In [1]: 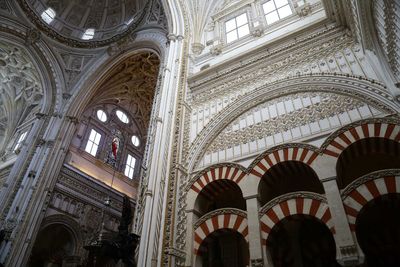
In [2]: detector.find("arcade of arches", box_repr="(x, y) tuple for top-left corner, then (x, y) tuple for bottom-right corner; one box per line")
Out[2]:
(0, 0), (400, 267)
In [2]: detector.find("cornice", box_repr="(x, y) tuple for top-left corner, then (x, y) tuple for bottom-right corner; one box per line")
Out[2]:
(188, 23), (344, 91)
(194, 208), (247, 229)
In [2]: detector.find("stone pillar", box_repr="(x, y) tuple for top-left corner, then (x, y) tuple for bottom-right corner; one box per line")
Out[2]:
(322, 177), (361, 266)
(0, 115), (78, 266)
(245, 196), (264, 266)
(136, 33), (185, 267)
(184, 210), (196, 266)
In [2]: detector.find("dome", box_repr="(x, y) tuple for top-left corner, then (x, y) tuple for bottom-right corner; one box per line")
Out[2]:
(18, 0), (148, 47)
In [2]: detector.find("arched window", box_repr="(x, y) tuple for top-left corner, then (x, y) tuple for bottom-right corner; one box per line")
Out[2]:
(116, 110), (129, 124)
(96, 109), (107, 122)
(131, 135), (140, 147)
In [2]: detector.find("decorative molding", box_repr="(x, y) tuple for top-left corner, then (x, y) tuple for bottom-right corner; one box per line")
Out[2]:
(259, 191), (327, 216)
(341, 169), (400, 198)
(15, 0), (151, 48)
(194, 208), (247, 229)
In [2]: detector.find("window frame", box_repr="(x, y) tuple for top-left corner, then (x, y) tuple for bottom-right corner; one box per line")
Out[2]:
(84, 128), (102, 157)
(222, 9), (252, 45)
(124, 153), (138, 179)
(261, 0), (294, 26)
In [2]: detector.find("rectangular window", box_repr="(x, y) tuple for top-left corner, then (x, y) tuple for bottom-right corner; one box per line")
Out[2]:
(85, 129), (101, 156)
(124, 154), (136, 179)
(225, 13), (250, 44)
(263, 0), (292, 25)
(14, 131), (27, 152)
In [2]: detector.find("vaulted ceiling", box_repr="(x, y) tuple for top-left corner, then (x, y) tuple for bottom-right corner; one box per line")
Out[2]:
(17, 0), (149, 47)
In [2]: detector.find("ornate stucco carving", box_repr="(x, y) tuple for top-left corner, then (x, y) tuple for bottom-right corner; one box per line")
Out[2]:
(0, 42), (43, 153)
(16, 0), (150, 48)
(91, 53), (160, 137)
(205, 92), (374, 154)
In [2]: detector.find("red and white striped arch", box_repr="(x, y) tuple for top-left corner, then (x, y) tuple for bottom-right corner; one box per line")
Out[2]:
(194, 213), (248, 254)
(324, 123), (400, 157)
(190, 166), (246, 193)
(343, 175), (400, 231)
(250, 147), (318, 178)
(260, 197), (334, 245)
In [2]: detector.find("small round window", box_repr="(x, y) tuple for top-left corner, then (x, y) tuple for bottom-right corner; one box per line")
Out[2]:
(96, 109), (107, 122)
(116, 110), (129, 124)
(131, 135), (140, 147)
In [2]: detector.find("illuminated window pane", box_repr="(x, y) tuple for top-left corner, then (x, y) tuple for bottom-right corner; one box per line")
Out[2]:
(278, 5), (292, 18)
(266, 11), (280, 24)
(41, 8), (56, 24)
(116, 110), (129, 123)
(226, 31), (238, 43)
(14, 131), (28, 152)
(263, 0), (292, 25)
(237, 25), (250, 38)
(275, 0), (289, 8)
(236, 13), (248, 27)
(263, 1), (275, 13)
(85, 129), (101, 156)
(82, 28), (95, 40)
(96, 109), (107, 122)
(225, 18), (236, 32)
(124, 154), (136, 179)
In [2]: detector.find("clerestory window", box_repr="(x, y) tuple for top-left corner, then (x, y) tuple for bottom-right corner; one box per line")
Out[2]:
(124, 154), (136, 179)
(263, 0), (292, 25)
(85, 129), (101, 156)
(225, 13), (250, 44)
(82, 28), (95, 40)
(41, 7), (56, 24)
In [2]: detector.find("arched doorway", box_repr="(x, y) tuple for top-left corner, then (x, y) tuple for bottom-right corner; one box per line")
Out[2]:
(197, 229), (249, 267)
(267, 215), (338, 267)
(28, 224), (76, 267)
(336, 137), (400, 189)
(356, 193), (400, 267)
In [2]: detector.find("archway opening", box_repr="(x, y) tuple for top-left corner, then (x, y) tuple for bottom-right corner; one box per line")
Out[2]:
(197, 229), (249, 267)
(258, 161), (324, 206)
(28, 224), (76, 267)
(194, 179), (246, 217)
(267, 214), (338, 267)
(356, 193), (400, 267)
(336, 137), (400, 189)
(66, 52), (160, 197)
